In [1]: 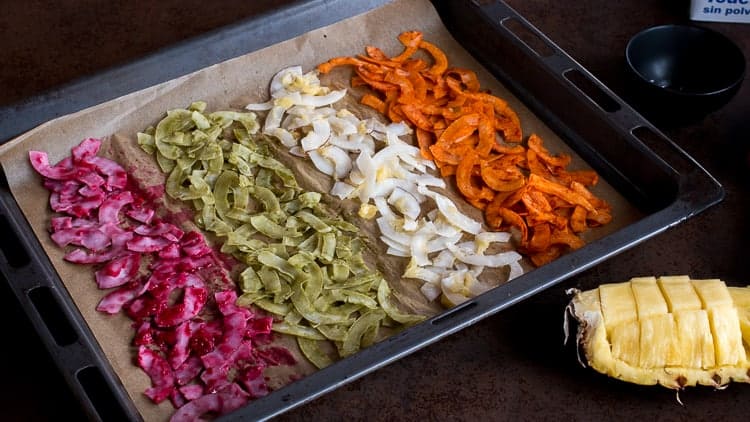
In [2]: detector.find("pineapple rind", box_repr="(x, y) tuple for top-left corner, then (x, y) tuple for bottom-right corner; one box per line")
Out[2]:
(570, 276), (750, 389)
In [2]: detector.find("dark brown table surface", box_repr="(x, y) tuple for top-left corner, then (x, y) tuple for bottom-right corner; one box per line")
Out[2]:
(1, 1), (749, 421)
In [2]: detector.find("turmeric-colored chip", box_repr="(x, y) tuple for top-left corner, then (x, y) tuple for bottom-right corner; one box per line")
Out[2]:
(361, 94), (386, 114)
(529, 245), (563, 267)
(550, 227), (586, 250)
(436, 113), (480, 147)
(528, 134), (571, 168)
(481, 172), (525, 193)
(439, 164), (456, 177)
(392, 31), (423, 62)
(445, 69), (480, 92)
(476, 114), (496, 158)
(456, 151), (494, 202)
(400, 103), (432, 131)
(522, 191), (567, 229)
(418, 40), (448, 77)
(365, 45), (389, 61)
(570, 205), (588, 233)
(528, 223), (551, 252)
(528, 174), (595, 212)
(317, 56), (368, 74)
(415, 128), (434, 161)
(567, 170), (599, 186)
(385, 70), (416, 102)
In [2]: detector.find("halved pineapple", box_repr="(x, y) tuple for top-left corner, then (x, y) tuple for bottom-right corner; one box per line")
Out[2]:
(567, 276), (750, 389)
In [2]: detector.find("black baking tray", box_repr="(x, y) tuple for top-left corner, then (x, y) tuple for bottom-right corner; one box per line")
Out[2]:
(0, 0), (724, 421)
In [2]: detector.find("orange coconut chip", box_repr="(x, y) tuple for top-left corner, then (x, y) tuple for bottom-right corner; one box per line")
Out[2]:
(317, 31), (611, 266)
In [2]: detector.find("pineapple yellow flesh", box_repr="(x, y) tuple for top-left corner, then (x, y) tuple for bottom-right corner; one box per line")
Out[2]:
(658, 276), (703, 313)
(692, 279), (734, 308)
(568, 276), (750, 389)
(674, 309), (715, 369)
(610, 321), (639, 366)
(729, 287), (750, 342)
(599, 282), (637, 332)
(639, 313), (678, 368)
(708, 307), (747, 366)
(631, 277), (669, 320)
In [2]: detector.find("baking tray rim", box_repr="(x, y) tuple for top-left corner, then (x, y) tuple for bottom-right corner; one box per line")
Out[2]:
(0, 0), (725, 421)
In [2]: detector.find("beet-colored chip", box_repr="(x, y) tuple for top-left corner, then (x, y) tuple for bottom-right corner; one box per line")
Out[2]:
(98, 191), (134, 225)
(153, 274), (208, 328)
(134, 321), (154, 346)
(124, 296), (151, 320)
(170, 391), (221, 422)
(50, 216), (73, 231)
(256, 347), (298, 367)
(238, 365), (270, 399)
(169, 389), (187, 410)
(199, 365), (232, 394)
(50, 227), (110, 251)
(178, 384), (204, 401)
(188, 326), (217, 357)
(127, 235), (175, 253)
(28, 150), (79, 180)
(138, 346), (175, 404)
(215, 291), (245, 317)
(169, 321), (192, 370)
(96, 277), (151, 314)
(159, 243), (181, 260)
(217, 383), (251, 413)
(246, 317), (273, 337)
(50, 188), (105, 218)
(77, 171), (105, 189)
(84, 155), (128, 190)
(70, 137), (101, 162)
(181, 231), (212, 257)
(78, 185), (104, 198)
(95, 253), (141, 289)
(64, 247), (120, 264)
(125, 204), (155, 224)
(134, 221), (184, 241)
(174, 356), (203, 386)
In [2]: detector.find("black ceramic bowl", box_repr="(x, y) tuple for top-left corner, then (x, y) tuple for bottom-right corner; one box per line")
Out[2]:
(625, 24), (745, 124)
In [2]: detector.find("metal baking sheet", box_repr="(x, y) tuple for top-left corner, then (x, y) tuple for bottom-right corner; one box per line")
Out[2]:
(0, 0), (723, 421)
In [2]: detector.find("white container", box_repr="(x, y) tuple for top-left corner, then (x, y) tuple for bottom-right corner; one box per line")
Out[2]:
(690, 0), (750, 23)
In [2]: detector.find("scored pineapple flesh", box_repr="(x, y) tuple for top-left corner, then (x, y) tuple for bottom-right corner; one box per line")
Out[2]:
(731, 287), (750, 343)
(709, 307), (747, 366)
(674, 309), (715, 369)
(610, 321), (640, 366)
(657, 275), (703, 313)
(599, 282), (638, 331)
(639, 313), (679, 368)
(570, 276), (750, 388)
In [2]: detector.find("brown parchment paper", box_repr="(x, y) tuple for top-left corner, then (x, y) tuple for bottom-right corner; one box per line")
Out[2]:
(0, 0), (641, 420)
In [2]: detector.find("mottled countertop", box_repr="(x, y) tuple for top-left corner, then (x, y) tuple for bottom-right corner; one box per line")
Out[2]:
(1, 1), (748, 420)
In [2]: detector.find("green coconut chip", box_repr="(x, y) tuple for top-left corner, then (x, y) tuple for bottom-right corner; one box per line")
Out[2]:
(138, 102), (424, 368)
